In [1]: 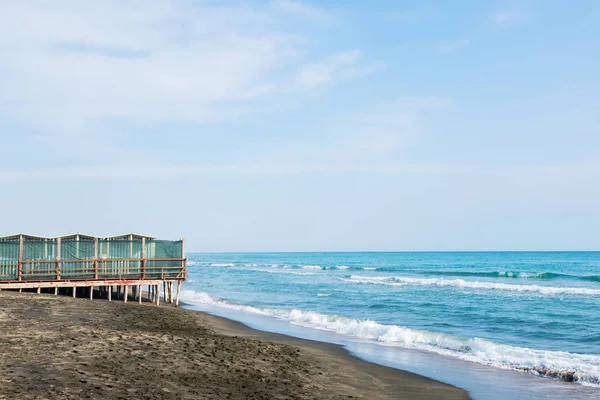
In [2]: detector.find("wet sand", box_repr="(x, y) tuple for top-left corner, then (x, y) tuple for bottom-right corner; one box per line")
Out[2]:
(0, 291), (469, 399)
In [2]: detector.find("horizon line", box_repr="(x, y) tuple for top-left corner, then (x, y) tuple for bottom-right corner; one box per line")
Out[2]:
(186, 250), (600, 254)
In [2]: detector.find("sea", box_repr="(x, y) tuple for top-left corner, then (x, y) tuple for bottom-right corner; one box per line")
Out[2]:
(181, 252), (600, 400)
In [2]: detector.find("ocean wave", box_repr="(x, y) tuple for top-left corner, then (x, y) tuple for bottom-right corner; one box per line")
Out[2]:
(581, 275), (600, 283)
(421, 270), (583, 280)
(255, 269), (317, 276)
(363, 267), (378, 271)
(317, 293), (332, 297)
(345, 275), (600, 296)
(180, 290), (600, 386)
(301, 265), (322, 270)
(210, 263), (236, 267)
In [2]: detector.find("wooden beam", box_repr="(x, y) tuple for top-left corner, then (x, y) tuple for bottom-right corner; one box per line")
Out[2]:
(0, 279), (179, 290)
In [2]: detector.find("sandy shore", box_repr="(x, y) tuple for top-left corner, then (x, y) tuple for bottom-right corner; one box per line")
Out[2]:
(0, 291), (469, 399)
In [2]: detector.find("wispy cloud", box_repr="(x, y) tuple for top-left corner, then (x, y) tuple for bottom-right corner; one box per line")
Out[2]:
(0, 1), (375, 131)
(490, 9), (523, 25)
(438, 39), (471, 54)
(292, 50), (383, 89)
(3, 161), (599, 182)
(0, 0), (382, 171)
(386, 6), (440, 24)
(331, 97), (453, 157)
(270, 0), (332, 22)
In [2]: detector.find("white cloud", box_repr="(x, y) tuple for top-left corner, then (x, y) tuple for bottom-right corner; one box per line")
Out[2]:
(438, 39), (471, 54)
(387, 6), (440, 24)
(3, 160), (599, 182)
(270, 0), (332, 21)
(292, 50), (382, 89)
(490, 9), (523, 25)
(0, 0), (374, 130)
(331, 97), (454, 157)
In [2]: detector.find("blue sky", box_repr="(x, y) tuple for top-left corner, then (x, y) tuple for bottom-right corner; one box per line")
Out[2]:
(0, 0), (599, 251)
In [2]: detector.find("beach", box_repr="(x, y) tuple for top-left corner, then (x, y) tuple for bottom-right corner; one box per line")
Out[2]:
(0, 291), (468, 400)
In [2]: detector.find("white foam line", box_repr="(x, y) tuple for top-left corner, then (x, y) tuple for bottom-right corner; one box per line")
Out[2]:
(345, 275), (600, 296)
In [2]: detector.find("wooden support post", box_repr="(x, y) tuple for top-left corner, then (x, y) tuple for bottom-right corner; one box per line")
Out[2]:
(124, 285), (128, 303)
(18, 234), (23, 281)
(90, 286), (93, 300)
(163, 281), (167, 302)
(56, 237), (61, 280)
(72, 286), (76, 298)
(37, 286), (41, 294)
(138, 284), (142, 304)
(108, 286), (112, 302)
(175, 281), (181, 307)
(54, 287), (58, 296)
(155, 284), (160, 306)
(94, 237), (99, 279)
(141, 237), (146, 279)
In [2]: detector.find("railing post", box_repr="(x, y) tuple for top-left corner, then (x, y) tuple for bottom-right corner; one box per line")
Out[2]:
(141, 237), (146, 279)
(94, 238), (99, 279)
(181, 238), (186, 280)
(18, 234), (23, 281)
(56, 237), (61, 280)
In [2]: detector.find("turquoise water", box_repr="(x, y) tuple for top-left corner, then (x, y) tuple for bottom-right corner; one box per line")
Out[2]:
(182, 252), (600, 395)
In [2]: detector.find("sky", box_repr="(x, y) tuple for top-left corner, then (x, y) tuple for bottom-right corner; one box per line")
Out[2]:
(0, 0), (599, 252)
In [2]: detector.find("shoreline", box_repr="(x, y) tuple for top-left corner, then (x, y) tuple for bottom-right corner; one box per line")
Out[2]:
(0, 291), (469, 399)
(180, 301), (471, 399)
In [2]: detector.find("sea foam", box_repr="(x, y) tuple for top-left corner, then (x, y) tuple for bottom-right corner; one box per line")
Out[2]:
(180, 289), (600, 386)
(345, 275), (600, 296)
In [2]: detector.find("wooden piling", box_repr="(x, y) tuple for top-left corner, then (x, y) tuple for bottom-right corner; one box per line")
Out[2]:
(108, 286), (112, 302)
(175, 281), (181, 307)
(124, 285), (128, 303)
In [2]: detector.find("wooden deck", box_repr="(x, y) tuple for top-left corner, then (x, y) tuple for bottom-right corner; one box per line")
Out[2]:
(0, 234), (187, 306)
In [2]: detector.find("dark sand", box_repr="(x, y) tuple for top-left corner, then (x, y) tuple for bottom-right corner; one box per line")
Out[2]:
(0, 291), (469, 399)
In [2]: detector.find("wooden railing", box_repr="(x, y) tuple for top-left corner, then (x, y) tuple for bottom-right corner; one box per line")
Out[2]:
(0, 258), (186, 283)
